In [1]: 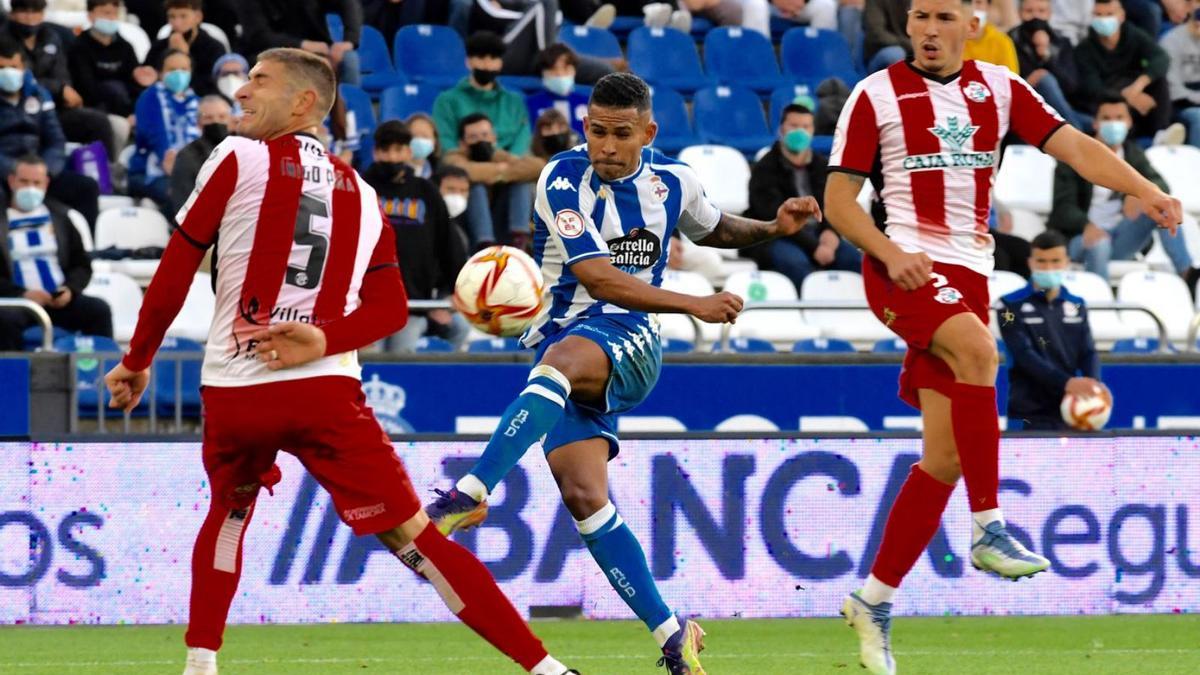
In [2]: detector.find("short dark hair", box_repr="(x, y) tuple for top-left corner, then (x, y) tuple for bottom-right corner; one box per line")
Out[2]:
(1031, 230), (1068, 251)
(1097, 90), (1128, 108)
(589, 72), (651, 113)
(10, 0), (49, 12)
(465, 31), (506, 58)
(87, 0), (122, 10)
(0, 33), (23, 60)
(781, 103), (814, 121)
(374, 120), (413, 150)
(457, 112), (492, 139)
(534, 43), (577, 73)
(15, 154), (46, 168)
(159, 47), (191, 70)
(1095, 0), (1122, 6)
(434, 165), (470, 186)
(164, 0), (203, 10)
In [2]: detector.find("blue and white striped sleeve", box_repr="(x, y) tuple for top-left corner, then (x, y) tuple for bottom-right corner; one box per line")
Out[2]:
(535, 159), (609, 265)
(672, 163), (722, 242)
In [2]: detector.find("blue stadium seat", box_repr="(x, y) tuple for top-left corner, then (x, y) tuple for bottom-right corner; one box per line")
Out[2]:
(627, 27), (712, 95)
(811, 135), (834, 155)
(688, 16), (714, 40)
(720, 337), (776, 353)
(792, 338), (856, 353)
(358, 25), (406, 94)
(1112, 337), (1169, 353)
(693, 85), (776, 155)
(649, 85), (700, 155)
(607, 15), (642, 40)
(415, 336), (456, 353)
(326, 13), (344, 42)
(872, 337), (908, 353)
(661, 338), (695, 353)
(55, 334), (145, 417)
(780, 27), (859, 87)
(467, 337), (523, 353)
(704, 27), (786, 94)
(560, 24), (622, 60)
(769, 83), (819, 129)
(21, 325), (69, 351)
(769, 15), (795, 42)
(394, 25), (468, 88)
(339, 83), (377, 170)
(155, 336), (203, 417)
(379, 83), (440, 121)
(497, 75), (545, 93)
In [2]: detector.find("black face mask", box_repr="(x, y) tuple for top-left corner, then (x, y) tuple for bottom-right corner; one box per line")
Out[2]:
(468, 140), (496, 162)
(202, 122), (228, 145)
(541, 131), (572, 156)
(11, 22), (40, 39)
(371, 161), (407, 180)
(472, 68), (500, 86)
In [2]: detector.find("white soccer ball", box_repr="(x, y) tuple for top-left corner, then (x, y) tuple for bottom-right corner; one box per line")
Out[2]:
(452, 245), (545, 337)
(1060, 391), (1113, 430)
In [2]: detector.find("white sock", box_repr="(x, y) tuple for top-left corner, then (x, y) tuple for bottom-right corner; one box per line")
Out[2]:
(652, 614), (681, 649)
(529, 654), (568, 675)
(187, 647), (217, 663)
(455, 474), (489, 503)
(859, 574), (897, 606)
(972, 508), (1005, 530)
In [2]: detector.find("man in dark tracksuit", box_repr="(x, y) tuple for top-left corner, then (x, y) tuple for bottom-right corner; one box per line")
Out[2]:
(999, 231), (1105, 431)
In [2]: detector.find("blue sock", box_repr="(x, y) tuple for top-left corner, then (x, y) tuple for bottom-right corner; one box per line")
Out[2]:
(462, 365), (571, 497)
(577, 502), (677, 644)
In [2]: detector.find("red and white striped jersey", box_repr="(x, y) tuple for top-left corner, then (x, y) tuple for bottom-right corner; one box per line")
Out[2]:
(830, 60), (1065, 276)
(172, 133), (394, 386)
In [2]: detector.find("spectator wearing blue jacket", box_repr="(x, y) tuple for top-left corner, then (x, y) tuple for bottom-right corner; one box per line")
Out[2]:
(0, 34), (100, 226)
(525, 43), (588, 137)
(999, 230), (1106, 431)
(129, 49), (199, 215)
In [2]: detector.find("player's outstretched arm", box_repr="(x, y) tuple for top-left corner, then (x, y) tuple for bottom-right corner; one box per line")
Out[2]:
(824, 171), (932, 291)
(1043, 126), (1182, 234)
(571, 257), (744, 323)
(694, 196), (822, 249)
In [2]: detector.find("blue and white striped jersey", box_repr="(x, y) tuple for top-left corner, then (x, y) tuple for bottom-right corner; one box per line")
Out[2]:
(523, 145), (722, 346)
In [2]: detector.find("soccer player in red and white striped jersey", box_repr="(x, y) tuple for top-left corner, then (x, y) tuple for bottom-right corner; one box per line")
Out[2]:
(103, 49), (574, 675)
(824, 1), (1182, 673)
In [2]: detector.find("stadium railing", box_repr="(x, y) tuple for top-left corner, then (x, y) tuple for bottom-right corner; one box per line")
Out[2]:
(67, 350), (199, 434)
(1189, 313), (1200, 353)
(0, 299), (53, 351)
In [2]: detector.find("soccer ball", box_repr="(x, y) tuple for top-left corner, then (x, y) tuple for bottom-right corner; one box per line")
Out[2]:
(1060, 391), (1113, 430)
(453, 245), (545, 337)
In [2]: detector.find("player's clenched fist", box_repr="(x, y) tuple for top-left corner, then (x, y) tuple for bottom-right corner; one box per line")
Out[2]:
(774, 196), (823, 237)
(252, 321), (329, 371)
(690, 291), (744, 324)
(884, 248), (934, 292)
(104, 362), (149, 413)
(1139, 189), (1182, 235)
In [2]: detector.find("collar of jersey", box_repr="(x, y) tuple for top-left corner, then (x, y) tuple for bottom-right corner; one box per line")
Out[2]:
(905, 60), (962, 86)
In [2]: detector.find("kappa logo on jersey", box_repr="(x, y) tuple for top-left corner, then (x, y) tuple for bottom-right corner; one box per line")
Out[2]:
(902, 116), (995, 172)
(548, 176), (576, 191)
(555, 209), (586, 238)
(935, 286), (964, 305)
(963, 81), (991, 103)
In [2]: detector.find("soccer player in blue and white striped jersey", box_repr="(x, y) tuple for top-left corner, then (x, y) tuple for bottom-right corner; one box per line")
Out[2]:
(427, 72), (820, 674)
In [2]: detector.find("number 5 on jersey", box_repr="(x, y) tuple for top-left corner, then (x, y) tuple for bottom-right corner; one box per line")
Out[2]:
(288, 193), (330, 289)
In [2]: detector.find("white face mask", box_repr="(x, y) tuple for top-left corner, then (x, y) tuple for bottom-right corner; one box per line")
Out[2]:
(443, 193), (468, 219)
(217, 73), (248, 100)
(974, 9), (989, 29)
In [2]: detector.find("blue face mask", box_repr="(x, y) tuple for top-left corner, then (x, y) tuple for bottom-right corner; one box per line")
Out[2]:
(164, 69), (191, 94)
(1031, 269), (1063, 291)
(783, 128), (812, 154)
(1092, 16), (1120, 37)
(0, 67), (24, 94)
(92, 17), (121, 36)
(1098, 119), (1129, 146)
(543, 75), (574, 97)
(410, 137), (435, 160)
(14, 186), (45, 212)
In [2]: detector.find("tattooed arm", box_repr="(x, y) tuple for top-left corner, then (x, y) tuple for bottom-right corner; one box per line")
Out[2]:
(695, 196), (822, 249)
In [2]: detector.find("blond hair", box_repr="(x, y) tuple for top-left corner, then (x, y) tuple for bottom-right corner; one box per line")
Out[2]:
(257, 48), (337, 119)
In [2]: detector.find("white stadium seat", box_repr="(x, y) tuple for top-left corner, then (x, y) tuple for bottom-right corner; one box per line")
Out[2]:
(1007, 208), (1046, 242)
(167, 273), (215, 342)
(67, 209), (93, 252)
(113, 21), (151, 62)
(723, 270), (819, 344)
(1145, 145), (1200, 213)
(800, 270), (893, 343)
(1117, 270), (1195, 344)
(94, 207), (171, 251)
(677, 145), (751, 214)
(994, 145), (1056, 214)
(1058, 270), (1139, 343)
(98, 195), (136, 212)
(83, 271), (143, 343)
(659, 269), (720, 346)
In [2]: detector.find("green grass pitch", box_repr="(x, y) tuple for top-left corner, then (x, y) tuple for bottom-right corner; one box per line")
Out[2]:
(2, 615), (1198, 674)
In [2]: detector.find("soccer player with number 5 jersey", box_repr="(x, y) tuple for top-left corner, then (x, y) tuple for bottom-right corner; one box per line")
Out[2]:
(824, 1), (1183, 673)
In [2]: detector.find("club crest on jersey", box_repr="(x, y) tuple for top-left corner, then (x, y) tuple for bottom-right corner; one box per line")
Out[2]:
(649, 175), (669, 202)
(555, 209), (586, 238)
(963, 81), (991, 103)
(935, 286), (964, 305)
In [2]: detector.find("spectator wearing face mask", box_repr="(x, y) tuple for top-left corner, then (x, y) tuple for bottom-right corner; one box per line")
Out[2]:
(432, 31), (531, 158)
(1160, 0), (1200, 148)
(963, 0), (1020, 74)
(1010, 0), (1086, 131)
(211, 53), (249, 109)
(435, 164), (472, 229)
(146, 0), (227, 98)
(526, 44), (588, 138)
(531, 109), (577, 160)
(405, 112), (441, 180)
(168, 95), (231, 215)
(363, 120), (470, 353)
(129, 49), (200, 215)
(68, 0), (159, 120)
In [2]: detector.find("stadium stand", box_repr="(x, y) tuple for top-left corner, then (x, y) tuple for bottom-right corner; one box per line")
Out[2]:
(769, 83), (818, 129)
(1058, 270), (1141, 343)
(719, 336), (776, 353)
(467, 337), (523, 353)
(660, 337), (695, 353)
(703, 27), (786, 94)
(872, 337), (908, 353)
(1145, 145), (1200, 213)
(692, 85), (776, 155)
(994, 145), (1057, 214)
(94, 206), (171, 251)
(627, 26), (711, 95)
(340, 83), (378, 169)
(82, 272), (143, 343)
(723, 270), (819, 345)
(659, 269), (719, 347)
(780, 27), (857, 87)
(356, 25), (407, 95)
(1117, 270), (1195, 345)
(649, 86), (701, 155)
(380, 83), (440, 120)
(800, 270), (894, 344)
(677, 144), (751, 213)
(414, 336), (456, 353)
(792, 337), (857, 353)
(154, 336), (203, 417)
(560, 25), (623, 60)
(166, 274), (215, 343)
(1111, 337), (1167, 353)
(393, 25), (469, 88)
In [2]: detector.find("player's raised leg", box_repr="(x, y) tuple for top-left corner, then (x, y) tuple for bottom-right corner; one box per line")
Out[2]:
(928, 313), (1050, 579)
(548, 438), (705, 675)
(426, 337), (607, 534)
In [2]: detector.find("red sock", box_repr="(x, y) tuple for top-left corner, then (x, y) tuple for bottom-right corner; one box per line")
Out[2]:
(950, 382), (1000, 512)
(184, 500), (257, 650)
(870, 464), (955, 587)
(399, 523), (548, 671)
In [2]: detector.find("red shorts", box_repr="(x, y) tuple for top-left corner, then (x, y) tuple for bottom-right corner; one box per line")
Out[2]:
(200, 376), (420, 536)
(862, 256), (990, 410)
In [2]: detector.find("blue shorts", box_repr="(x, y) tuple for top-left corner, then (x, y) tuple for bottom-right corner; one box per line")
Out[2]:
(534, 313), (662, 458)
